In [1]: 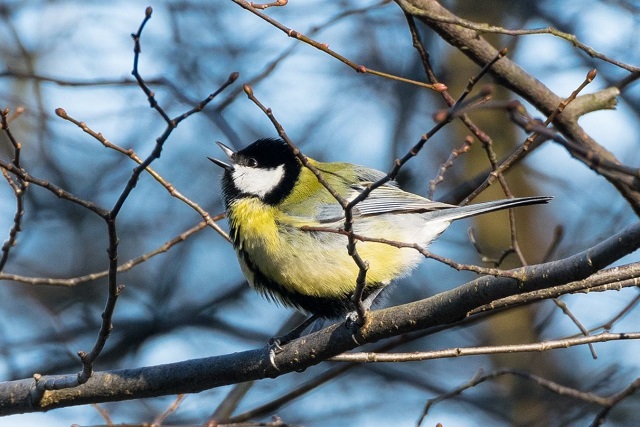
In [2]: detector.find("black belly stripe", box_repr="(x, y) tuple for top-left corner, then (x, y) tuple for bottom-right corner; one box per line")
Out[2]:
(236, 245), (384, 319)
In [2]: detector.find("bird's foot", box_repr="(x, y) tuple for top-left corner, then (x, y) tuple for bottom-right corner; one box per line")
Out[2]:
(267, 338), (285, 371)
(344, 309), (368, 345)
(267, 314), (321, 370)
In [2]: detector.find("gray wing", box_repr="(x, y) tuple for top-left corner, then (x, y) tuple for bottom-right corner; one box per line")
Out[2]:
(314, 166), (552, 223)
(352, 184), (454, 216)
(315, 166), (454, 223)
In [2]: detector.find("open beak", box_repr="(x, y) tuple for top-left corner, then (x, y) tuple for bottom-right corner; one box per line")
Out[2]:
(208, 141), (236, 171)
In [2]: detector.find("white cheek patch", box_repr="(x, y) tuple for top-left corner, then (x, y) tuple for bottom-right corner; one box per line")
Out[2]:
(232, 164), (285, 198)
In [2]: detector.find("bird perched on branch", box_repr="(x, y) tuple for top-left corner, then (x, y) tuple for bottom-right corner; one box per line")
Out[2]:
(210, 138), (550, 321)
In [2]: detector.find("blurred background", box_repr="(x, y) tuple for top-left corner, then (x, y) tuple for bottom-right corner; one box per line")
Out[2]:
(1, 0), (639, 425)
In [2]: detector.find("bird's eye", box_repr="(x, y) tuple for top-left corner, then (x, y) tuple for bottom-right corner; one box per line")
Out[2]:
(247, 158), (258, 167)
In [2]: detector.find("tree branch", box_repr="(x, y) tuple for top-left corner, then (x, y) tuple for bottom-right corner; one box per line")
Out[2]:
(2, 221), (639, 415)
(395, 0), (640, 214)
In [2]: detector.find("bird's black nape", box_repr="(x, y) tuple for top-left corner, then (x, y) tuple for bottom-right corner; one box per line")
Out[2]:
(235, 138), (298, 169)
(233, 138), (302, 205)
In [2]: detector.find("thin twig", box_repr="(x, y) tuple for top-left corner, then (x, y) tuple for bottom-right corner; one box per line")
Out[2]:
(421, 12), (640, 73)
(551, 297), (598, 359)
(453, 72), (601, 362)
(331, 332), (640, 363)
(55, 108), (230, 242)
(241, 85), (348, 207)
(222, 363), (354, 424)
(460, 69), (599, 205)
(0, 157), (109, 217)
(152, 394), (186, 426)
(91, 403), (114, 425)
(30, 5), (238, 396)
(299, 225), (524, 279)
(0, 108), (28, 272)
(0, 220), (212, 286)
(241, 85), (374, 322)
(590, 377), (640, 427)
(249, 0), (288, 9)
(231, 0), (446, 92)
(590, 292), (640, 333)
(469, 262), (640, 315)
(428, 136), (474, 199)
(467, 228), (515, 267)
(216, 1), (391, 112)
(417, 367), (639, 426)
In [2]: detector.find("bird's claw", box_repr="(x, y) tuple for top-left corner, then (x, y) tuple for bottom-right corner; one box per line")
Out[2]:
(344, 309), (367, 330)
(345, 310), (368, 345)
(267, 337), (286, 370)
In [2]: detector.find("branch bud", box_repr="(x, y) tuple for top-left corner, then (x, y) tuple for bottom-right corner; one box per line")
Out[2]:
(433, 83), (448, 92)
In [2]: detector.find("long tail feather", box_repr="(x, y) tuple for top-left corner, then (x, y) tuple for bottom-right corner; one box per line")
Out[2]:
(424, 196), (552, 223)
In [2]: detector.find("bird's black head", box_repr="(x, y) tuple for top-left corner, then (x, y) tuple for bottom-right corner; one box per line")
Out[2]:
(210, 138), (302, 206)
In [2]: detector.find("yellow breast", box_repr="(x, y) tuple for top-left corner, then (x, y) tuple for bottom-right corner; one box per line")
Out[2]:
(227, 197), (419, 301)
(228, 198), (280, 252)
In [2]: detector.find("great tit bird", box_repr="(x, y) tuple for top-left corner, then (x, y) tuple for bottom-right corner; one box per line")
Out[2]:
(210, 138), (550, 319)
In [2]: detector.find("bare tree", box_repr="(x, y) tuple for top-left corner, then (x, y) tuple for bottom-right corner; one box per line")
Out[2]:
(1, 1), (639, 426)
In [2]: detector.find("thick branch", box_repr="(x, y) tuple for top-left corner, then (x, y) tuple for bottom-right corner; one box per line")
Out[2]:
(395, 0), (640, 214)
(1, 221), (639, 415)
